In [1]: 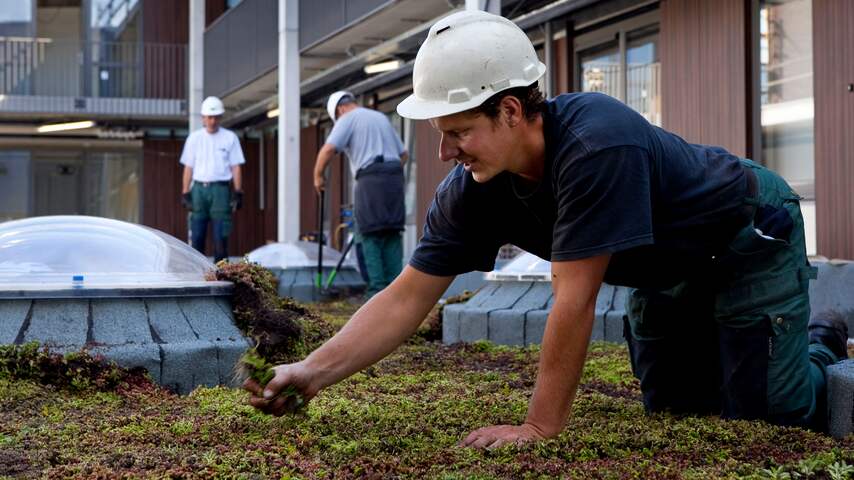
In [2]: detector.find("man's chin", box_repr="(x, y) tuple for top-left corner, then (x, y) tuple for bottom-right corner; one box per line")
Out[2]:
(471, 171), (494, 183)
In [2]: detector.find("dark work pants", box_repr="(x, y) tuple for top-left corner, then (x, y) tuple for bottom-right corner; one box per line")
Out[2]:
(190, 182), (232, 263)
(624, 160), (840, 430)
(360, 230), (403, 297)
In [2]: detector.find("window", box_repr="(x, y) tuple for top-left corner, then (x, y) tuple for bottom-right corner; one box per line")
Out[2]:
(758, 0), (814, 253)
(575, 11), (661, 125)
(0, 0), (33, 36)
(0, 149), (141, 223)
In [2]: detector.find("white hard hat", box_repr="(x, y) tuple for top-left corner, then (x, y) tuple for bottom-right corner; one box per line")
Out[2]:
(200, 96), (225, 116)
(397, 10), (546, 120)
(326, 91), (354, 122)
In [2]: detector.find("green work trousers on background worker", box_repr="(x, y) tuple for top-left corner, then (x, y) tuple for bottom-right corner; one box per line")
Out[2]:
(624, 159), (839, 430)
(360, 230), (403, 298)
(190, 181), (233, 263)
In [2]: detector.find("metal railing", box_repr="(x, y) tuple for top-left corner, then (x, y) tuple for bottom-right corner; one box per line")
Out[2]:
(0, 36), (186, 100)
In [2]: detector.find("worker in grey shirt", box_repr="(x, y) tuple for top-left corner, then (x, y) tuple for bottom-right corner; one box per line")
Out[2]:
(313, 91), (409, 297)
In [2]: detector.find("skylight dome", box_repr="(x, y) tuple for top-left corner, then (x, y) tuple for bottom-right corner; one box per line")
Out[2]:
(0, 216), (215, 288)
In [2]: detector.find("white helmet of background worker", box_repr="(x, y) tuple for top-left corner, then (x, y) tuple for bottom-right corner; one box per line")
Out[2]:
(326, 90), (355, 122)
(200, 96), (225, 116)
(396, 10), (545, 120)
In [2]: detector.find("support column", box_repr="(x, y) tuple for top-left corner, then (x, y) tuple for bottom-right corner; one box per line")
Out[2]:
(188, 0), (204, 132)
(465, 0), (500, 14)
(544, 21), (554, 98)
(278, 0), (300, 242)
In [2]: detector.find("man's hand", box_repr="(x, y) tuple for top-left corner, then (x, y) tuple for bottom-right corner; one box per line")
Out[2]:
(181, 192), (192, 210)
(314, 174), (326, 194)
(231, 190), (244, 211)
(243, 361), (320, 416)
(460, 423), (547, 449)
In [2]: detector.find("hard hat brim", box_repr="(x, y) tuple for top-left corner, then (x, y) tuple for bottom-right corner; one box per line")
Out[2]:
(396, 63), (546, 120)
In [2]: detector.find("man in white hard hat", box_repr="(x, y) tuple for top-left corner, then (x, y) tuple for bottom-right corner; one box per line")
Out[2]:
(180, 96), (246, 262)
(313, 91), (409, 297)
(246, 10), (846, 446)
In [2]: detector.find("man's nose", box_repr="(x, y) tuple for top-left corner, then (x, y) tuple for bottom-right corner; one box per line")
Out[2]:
(438, 134), (459, 163)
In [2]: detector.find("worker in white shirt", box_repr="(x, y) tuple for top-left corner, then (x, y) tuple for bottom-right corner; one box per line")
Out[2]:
(179, 96), (246, 262)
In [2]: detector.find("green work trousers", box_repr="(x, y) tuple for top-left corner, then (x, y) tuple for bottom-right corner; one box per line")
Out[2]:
(190, 182), (233, 262)
(360, 230), (403, 298)
(624, 159), (839, 430)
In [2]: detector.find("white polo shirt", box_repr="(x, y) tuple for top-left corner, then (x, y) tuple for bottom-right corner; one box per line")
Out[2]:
(179, 127), (246, 182)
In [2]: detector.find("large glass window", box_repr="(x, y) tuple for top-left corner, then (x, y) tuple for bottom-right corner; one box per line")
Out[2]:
(0, 149), (141, 223)
(576, 12), (661, 126)
(0, 0), (33, 36)
(759, 0), (814, 253)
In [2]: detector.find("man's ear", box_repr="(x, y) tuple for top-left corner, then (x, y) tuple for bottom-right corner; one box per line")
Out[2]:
(500, 95), (524, 127)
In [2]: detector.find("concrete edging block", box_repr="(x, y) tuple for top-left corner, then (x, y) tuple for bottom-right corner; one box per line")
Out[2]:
(0, 300), (31, 344)
(215, 338), (250, 387)
(828, 359), (854, 439)
(91, 299), (152, 345)
(525, 310), (549, 346)
(160, 341), (219, 395)
(458, 308), (490, 342)
(442, 304), (463, 344)
(89, 343), (162, 384)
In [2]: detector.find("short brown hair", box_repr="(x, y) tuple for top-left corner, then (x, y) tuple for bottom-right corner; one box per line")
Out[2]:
(470, 82), (546, 122)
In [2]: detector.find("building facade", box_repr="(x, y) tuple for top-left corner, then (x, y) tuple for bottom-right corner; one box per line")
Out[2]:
(4, 0), (852, 262)
(201, 0), (854, 260)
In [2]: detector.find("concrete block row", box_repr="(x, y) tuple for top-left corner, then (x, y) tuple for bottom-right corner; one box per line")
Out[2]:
(810, 260), (854, 333)
(0, 296), (249, 395)
(443, 281), (632, 346)
(273, 267), (365, 302)
(828, 360), (854, 439)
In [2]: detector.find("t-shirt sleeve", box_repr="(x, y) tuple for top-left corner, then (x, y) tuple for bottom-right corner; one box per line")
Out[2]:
(325, 115), (353, 151)
(179, 134), (195, 167)
(409, 183), (501, 276)
(551, 145), (654, 261)
(228, 134), (246, 166)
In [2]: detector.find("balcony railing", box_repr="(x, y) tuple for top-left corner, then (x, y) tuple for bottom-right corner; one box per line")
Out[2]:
(0, 36), (186, 101)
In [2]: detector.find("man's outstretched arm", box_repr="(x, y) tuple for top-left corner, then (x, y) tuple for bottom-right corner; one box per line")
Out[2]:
(246, 266), (453, 414)
(313, 143), (337, 194)
(462, 254), (610, 448)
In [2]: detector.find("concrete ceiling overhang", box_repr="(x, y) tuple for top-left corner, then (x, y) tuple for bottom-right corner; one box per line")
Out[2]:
(221, 0), (457, 124)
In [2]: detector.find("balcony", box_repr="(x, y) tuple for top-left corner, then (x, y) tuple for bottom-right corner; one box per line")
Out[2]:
(0, 37), (187, 120)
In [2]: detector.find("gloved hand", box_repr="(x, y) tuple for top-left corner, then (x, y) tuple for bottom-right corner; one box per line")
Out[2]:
(181, 192), (192, 210)
(231, 190), (244, 211)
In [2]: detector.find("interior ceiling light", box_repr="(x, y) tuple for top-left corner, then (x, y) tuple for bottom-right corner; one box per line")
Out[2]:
(364, 59), (402, 75)
(37, 120), (96, 133)
(266, 108), (280, 118)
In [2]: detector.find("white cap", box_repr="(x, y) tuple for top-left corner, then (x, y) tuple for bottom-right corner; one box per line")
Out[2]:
(326, 91), (354, 122)
(397, 10), (545, 120)
(200, 96), (225, 116)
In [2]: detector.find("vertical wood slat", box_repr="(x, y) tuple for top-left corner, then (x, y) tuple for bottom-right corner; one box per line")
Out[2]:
(660, 0), (750, 157)
(300, 125), (320, 238)
(814, 0), (854, 258)
(414, 120), (451, 238)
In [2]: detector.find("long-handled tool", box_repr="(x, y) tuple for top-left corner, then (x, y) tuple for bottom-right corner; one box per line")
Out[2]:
(315, 189), (325, 292)
(324, 234), (356, 290)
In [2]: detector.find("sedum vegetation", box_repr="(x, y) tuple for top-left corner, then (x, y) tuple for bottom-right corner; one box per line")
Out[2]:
(1, 299), (853, 478)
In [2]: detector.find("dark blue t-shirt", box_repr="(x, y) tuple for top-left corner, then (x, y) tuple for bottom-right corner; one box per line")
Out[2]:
(409, 92), (754, 289)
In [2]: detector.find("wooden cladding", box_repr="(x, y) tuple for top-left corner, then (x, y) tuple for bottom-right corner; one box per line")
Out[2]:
(660, 0), (751, 157)
(142, 0), (189, 99)
(814, 0), (854, 259)
(142, 139), (188, 243)
(414, 120), (451, 238)
(142, 134), (278, 258)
